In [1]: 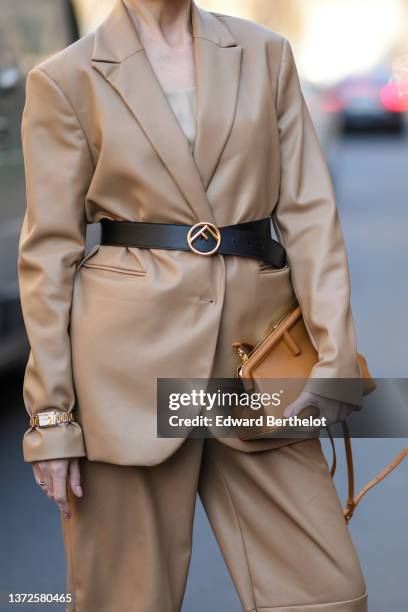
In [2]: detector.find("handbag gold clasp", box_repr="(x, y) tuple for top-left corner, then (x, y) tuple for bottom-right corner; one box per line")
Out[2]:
(232, 342), (254, 364)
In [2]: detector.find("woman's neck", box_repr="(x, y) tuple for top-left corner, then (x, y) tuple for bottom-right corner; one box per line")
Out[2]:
(123, 0), (193, 48)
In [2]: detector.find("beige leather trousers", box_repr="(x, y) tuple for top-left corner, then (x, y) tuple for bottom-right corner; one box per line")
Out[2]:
(61, 436), (367, 612)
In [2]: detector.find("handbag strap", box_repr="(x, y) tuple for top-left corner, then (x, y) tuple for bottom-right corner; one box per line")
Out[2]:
(327, 424), (408, 523)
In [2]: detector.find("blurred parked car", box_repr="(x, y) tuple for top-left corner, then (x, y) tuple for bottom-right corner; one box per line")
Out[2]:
(0, 0), (79, 369)
(324, 67), (407, 133)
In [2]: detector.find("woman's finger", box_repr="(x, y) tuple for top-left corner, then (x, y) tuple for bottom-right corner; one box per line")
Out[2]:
(32, 463), (45, 487)
(283, 396), (306, 418)
(52, 469), (70, 518)
(68, 459), (83, 498)
(33, 462), (53, 497)
(42, 473), (54, 499)
(284, 393), (319, 418)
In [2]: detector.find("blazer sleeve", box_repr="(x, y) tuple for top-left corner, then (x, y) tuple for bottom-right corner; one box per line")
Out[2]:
(272, 38), (363, 407)
(18, 66), (94, 462)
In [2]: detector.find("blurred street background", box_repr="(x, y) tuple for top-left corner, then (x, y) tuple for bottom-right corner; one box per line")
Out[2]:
(1, 0), (407, 610)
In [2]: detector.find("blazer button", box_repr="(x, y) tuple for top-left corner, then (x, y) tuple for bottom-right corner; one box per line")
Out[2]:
(198, 296), (215, 304)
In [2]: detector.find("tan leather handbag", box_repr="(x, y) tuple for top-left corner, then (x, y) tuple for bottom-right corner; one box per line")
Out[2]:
(232, 301), (408, 522)
(232, 301), (375, 440)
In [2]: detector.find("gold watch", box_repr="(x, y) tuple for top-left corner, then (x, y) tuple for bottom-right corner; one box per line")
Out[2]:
(30, 410), (75, 428)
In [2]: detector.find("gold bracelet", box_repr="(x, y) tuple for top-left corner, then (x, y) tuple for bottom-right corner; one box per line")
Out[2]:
(30, 411), (75, 428)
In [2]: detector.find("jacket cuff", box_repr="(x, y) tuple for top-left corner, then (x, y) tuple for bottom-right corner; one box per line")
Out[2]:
(304, 376), (363, 408)
(23, 422), (86, 462)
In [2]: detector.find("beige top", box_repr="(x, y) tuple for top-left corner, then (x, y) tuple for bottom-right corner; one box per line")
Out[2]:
(163, 86), (197, 152)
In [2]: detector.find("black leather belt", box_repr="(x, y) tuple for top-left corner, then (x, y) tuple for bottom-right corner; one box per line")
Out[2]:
(99, 218), (287, 269)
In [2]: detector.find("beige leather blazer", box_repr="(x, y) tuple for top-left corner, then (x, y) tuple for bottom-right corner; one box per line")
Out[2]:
(18, 0), (362, 465)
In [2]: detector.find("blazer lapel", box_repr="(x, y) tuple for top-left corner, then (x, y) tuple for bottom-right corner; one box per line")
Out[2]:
(91, 0), (242, 223)
(191, 3), (242, 192)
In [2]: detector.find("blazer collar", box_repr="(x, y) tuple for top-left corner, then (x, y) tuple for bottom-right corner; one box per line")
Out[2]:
(92, 0), (242, 224)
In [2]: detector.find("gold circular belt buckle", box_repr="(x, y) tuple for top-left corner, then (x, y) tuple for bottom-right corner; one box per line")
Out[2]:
(187, 222), (221, 256)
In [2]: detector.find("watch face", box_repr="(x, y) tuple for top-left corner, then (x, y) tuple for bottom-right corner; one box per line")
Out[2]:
(38, 412), (57, 427)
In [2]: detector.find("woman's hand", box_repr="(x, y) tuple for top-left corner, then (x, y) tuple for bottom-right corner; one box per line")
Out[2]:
(283, 391), (355, 427)
(32, 458), (83, 519)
